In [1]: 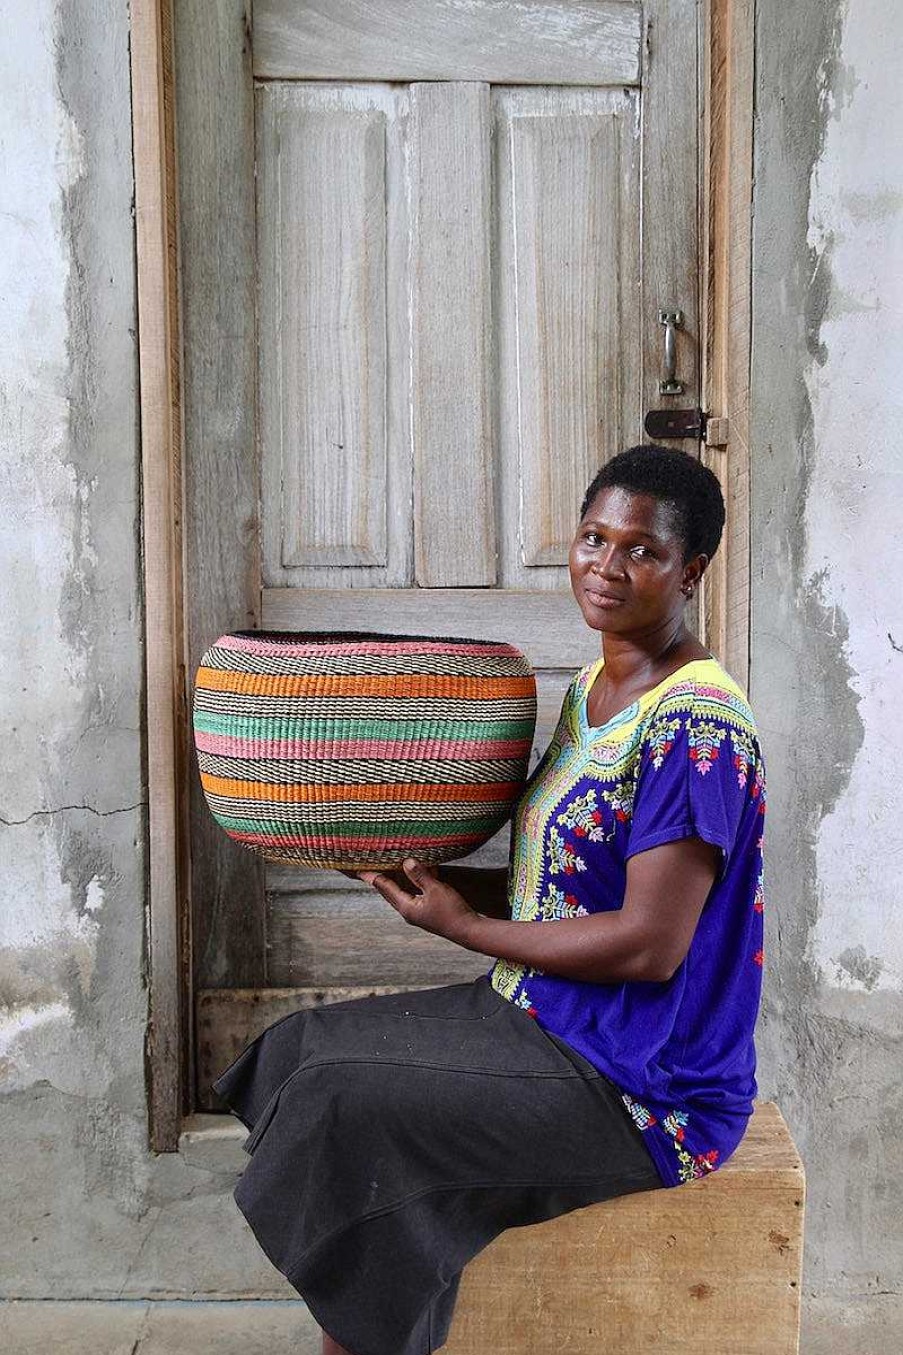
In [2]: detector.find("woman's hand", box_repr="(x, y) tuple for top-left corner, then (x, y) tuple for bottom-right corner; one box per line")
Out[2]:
(353, 858), (481, 948)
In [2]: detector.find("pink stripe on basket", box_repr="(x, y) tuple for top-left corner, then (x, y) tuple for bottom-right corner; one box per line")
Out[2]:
(195, 732), (529, 760)
(215, 634), (517, 658)
(230, 829), (487, 850)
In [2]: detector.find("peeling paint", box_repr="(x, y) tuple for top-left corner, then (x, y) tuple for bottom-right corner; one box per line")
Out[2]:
(804, 0), (903, 994)
(1, 0), (150, 1245)
(0, 1000), (73, 1091)
(833, 945), (884, 992)
(0, 3), (88, 821)
(752, 0), (903, 1310)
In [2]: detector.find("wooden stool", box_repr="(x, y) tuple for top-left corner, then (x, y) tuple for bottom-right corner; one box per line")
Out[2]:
(442, 1101), (805, 1354)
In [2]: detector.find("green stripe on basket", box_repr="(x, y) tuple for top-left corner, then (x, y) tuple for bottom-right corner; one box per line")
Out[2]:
(193, 712), (535, 740)
(213, 813), (505, 838)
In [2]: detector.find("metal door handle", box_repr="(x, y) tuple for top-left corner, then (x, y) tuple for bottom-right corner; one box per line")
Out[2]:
(658, 309), (684, 395)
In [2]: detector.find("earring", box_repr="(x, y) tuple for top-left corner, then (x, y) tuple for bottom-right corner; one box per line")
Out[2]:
(683, 586), (695, 599)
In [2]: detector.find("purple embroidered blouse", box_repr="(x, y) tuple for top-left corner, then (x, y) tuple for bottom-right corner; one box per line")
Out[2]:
(487, 655), (767, 1187)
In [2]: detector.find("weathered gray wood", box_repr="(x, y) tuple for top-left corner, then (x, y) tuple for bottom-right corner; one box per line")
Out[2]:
(410, 83), (496, 585)
(262, 588), (604, 672)
(174, 0), (266, 1000)
(132, 0), (188, 1150)
(258, 83), (414, 590)
(494, 89), (642, 579)
(266, 899), (492, 988)
(701, 0), (754, 689)
(515, 110), (618, 567)
(199, 983), (442, 1109)
(641, 0), (700, 430)
(258, 85), (389, 573)
(254, 0), (643, 86)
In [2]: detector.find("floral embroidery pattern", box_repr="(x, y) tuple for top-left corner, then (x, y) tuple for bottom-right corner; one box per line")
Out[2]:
(599, 782), (634, 824)
(731, 727), (757, 788)
(538, 883), (589, 921)
(623, 1095), (721, 1183)
(647, 712), (754, 786)
(753, 868), (765, 913)
(556, 789), (607, 840)
(647, 715), (682, 768)
(621, 1092), (657, 1132)
(547, 825), (587, 876)
(686, 717), (728, 775)
(491, 959), (525, 1001)
(752, 762), (766, 811)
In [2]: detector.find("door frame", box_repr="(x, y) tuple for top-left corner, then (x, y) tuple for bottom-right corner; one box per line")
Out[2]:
(130, 0), (755, 1151)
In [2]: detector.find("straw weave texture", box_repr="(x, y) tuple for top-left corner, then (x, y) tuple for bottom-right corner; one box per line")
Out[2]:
(193, 630), (537, 869)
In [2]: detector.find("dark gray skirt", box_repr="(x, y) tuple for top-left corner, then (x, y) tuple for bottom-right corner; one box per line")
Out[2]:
(212, 974), (664, 1355)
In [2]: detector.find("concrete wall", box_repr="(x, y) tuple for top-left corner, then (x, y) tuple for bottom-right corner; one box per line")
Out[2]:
(750, 0), (903, 1345)
(0, 0), (899, 1347)
(0, 0), (288, 1303)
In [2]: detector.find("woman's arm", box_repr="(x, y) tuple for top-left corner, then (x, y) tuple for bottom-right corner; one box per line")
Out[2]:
(460, 837), (720, 983)
(364, 838), (720, 984)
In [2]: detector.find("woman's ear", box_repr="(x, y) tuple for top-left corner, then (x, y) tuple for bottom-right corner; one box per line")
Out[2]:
(684, 552), (709, 592)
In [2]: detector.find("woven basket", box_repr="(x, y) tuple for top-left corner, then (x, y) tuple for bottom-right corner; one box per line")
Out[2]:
(192, 630), (537, 870)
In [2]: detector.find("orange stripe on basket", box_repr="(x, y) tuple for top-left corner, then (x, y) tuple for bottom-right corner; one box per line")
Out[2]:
(195, 668), (534, 700)
(200, 775), (520, 803)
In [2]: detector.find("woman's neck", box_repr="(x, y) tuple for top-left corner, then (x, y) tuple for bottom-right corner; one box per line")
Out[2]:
(599, 624), (708, 688)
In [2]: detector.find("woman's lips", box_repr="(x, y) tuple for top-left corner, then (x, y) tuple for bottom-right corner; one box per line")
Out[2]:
(585, 588), (625, 609)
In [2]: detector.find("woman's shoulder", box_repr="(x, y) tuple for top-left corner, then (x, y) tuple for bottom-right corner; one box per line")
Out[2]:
(567, 653), (762, 749)
(647, 657), (761, 744)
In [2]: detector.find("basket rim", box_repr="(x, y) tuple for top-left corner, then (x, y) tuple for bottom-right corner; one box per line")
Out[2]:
(227, 629), (522, 648)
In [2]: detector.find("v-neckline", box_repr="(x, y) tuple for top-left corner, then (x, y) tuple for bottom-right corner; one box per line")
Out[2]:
(578, 654), (717, 737)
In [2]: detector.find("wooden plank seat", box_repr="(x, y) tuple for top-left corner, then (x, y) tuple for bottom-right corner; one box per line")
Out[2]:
(442, 1100), (805, 1354)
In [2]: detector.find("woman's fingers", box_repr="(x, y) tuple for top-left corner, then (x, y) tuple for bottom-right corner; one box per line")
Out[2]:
(337, 866), (417, 890)
(358, 858), (479, 947)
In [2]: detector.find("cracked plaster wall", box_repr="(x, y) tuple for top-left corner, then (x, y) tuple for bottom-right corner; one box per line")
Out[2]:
(0, 0), (146, 1097)
(0, 0), (288, 1302)
(751, 0), (902, 1340)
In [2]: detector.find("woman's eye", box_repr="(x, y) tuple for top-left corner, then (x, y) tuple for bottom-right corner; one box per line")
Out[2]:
(580, 535), (652, 557)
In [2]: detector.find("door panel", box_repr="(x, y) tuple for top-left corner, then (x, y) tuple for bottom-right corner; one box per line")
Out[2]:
(258, 83), (409, 584)
(495, 88), (641, 579)
(258, 82), (643, 594)
(640, 0), (700, 419)
(177, 0), (264, 1004)
(411, 81), (496, 585)
(253, 0), (643, 85)
(175, 0), (702, 1109)
(261, 587), (605, 670)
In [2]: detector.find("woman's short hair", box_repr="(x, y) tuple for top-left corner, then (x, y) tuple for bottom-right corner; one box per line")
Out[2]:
(579, 444), (726, 563)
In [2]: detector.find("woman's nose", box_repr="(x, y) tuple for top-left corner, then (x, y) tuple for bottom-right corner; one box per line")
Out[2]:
(592, 546), (624, 578)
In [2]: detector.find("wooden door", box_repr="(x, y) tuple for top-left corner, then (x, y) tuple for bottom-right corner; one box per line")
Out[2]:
(174, 0), (702, 1109)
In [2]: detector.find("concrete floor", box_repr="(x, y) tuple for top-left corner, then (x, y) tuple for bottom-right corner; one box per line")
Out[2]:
(0, 1300), (322, 1355)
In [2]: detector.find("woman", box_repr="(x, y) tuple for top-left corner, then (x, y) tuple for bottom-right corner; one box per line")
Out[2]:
(213, 444), (766, 1355)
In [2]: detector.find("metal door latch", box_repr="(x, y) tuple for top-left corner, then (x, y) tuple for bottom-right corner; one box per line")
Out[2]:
(644, 407), (707, 440)
(658, 309), (684, 395)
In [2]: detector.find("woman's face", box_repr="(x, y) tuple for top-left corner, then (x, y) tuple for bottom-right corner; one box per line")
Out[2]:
(568, 486), (704, 636)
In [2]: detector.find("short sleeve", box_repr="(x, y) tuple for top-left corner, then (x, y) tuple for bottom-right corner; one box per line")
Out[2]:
(626, 691), (759, 876)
